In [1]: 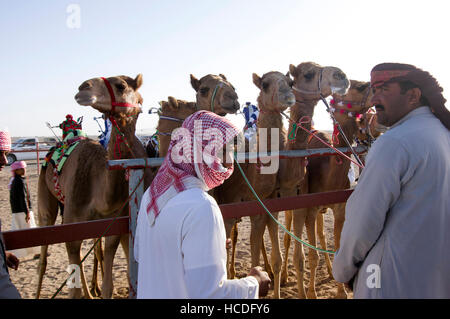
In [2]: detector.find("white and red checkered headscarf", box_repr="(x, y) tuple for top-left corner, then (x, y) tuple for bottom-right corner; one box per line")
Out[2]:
(145, 110), (240, 226)
(0, 130), (11, 152)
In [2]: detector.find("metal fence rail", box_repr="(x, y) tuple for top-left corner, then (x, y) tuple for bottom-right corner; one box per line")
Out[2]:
(1, 146), (365, 298)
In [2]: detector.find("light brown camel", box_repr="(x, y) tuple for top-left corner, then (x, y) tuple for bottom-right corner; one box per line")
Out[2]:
(307, 80), (373, 299)
(36, 74), (153, 299)
(215, 71), (296, 299)
(277, 62), (350, 299)
(281, 80), (376, 299)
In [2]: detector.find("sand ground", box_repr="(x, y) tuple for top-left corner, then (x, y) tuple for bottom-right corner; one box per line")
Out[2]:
(1, 160), (352, 299)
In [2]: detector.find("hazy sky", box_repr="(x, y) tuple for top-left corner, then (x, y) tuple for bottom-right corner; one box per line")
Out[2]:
(1, 0), (449, 137)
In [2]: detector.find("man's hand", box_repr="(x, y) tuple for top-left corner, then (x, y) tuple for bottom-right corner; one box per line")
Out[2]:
(5, 252), (19, 270)
(248, 266), (271, 297)
(25, 212), (30, 223)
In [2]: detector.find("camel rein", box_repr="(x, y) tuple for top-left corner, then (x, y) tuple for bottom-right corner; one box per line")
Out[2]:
(234, 106), (338, 254)
(235, 90), (371, 253)
(233, 153), (336, 255)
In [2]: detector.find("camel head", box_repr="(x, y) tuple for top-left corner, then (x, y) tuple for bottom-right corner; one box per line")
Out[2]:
(331, 80), (387, 140)
(159, 96), (197, 121)
(190, 74), (240, 116)
(331, 80), (372, 124)
(252, 71), (296, 112)
(75, 74), (144, 117)
(289, 62), (350, 99)
(355, 112), (386, 142)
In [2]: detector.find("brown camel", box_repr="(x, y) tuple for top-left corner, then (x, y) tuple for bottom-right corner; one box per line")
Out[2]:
(190, 73), (240, 115)
(156, 97), (198, 157)
(215, 71), (296, 299)
(150, 73), (240, 157)
(277, 62), (350, 299)
(36, 74), (153, 299)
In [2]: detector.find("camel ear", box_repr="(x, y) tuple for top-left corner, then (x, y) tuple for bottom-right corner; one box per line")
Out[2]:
(289, 64), (298, 78)
(159, 100), (168, 112)
(190, 74), (201, 92)
(168, 96), (178, 109)
(136, 92), (144, 105)
(252, 73), (262, 89)
(219, 74), (227, 81)
(134, 74), (143, 90)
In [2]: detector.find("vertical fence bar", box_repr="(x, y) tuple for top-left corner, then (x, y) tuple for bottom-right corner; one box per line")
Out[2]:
(36, 141), (40, 175)
(128, 168), (144, 299)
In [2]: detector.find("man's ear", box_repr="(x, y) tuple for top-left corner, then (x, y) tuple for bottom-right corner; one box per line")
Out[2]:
(408, 87), (422, 106)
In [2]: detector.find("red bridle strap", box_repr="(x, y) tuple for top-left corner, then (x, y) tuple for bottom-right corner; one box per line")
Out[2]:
(101, 77), (137, 113)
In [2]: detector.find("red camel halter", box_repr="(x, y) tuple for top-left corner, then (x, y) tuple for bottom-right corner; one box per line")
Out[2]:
(101, 77), (138, 113)
(101, 77), (138, 160)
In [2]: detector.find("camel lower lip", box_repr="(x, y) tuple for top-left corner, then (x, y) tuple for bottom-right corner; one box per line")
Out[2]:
(75, 96), (97, 105)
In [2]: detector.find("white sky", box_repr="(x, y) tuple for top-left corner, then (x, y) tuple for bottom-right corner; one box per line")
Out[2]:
(1, 0), (449, 137)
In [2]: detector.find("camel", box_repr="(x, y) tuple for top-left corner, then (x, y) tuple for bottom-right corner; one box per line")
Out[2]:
(281, 80), (376, 299)
(155, 97), (198, 157)
(214, 71), (296, 299)
(190, 73), (240, 115)
(36, 74), (153, 299)
(277, 62), (350, 299)
(146, 73), (240, 158)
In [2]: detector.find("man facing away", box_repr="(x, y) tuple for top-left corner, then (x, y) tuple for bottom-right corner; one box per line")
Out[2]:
(134, 111), (271, 299)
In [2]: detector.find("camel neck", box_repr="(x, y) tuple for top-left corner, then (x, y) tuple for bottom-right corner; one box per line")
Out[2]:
(256, 98), (286, 151)
(287, 98), (319, 149)
(107, 115), (138, 160)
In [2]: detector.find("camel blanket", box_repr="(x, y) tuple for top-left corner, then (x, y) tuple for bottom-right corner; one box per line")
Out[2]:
(42, 130), (87, 174)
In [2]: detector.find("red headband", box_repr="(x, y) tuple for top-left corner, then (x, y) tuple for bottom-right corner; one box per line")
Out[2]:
(370, 70), (411, 88)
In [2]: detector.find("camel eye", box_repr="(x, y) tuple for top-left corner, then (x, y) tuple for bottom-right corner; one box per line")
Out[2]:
(304, 72), (315, 80)
(200, 87), (209, 96)
(262, 82), (269, 91)
(357, 83), (369, 92)
(115, 83), (126, 91)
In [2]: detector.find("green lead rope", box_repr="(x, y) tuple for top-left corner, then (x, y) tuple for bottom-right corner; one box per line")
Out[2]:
(233, 153), (335, 255)
(288, 123), (298, 141)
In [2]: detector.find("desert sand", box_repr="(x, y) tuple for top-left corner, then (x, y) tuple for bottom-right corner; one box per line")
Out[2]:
(1, 159), (351, 299)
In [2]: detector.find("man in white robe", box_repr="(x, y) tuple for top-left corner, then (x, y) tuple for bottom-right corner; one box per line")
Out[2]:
(134, 111), (270, 299)
(333, 63), (450, 298)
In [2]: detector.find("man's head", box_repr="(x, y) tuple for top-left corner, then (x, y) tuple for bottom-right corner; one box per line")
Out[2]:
(66, 114), (73, 120)
(370, 63), (450, 129)
(0, 130), (11, 171)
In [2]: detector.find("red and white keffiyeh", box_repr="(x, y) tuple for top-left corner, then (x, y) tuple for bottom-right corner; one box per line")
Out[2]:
(145, 110), (240, 226)
(0, 130), (11, 152)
